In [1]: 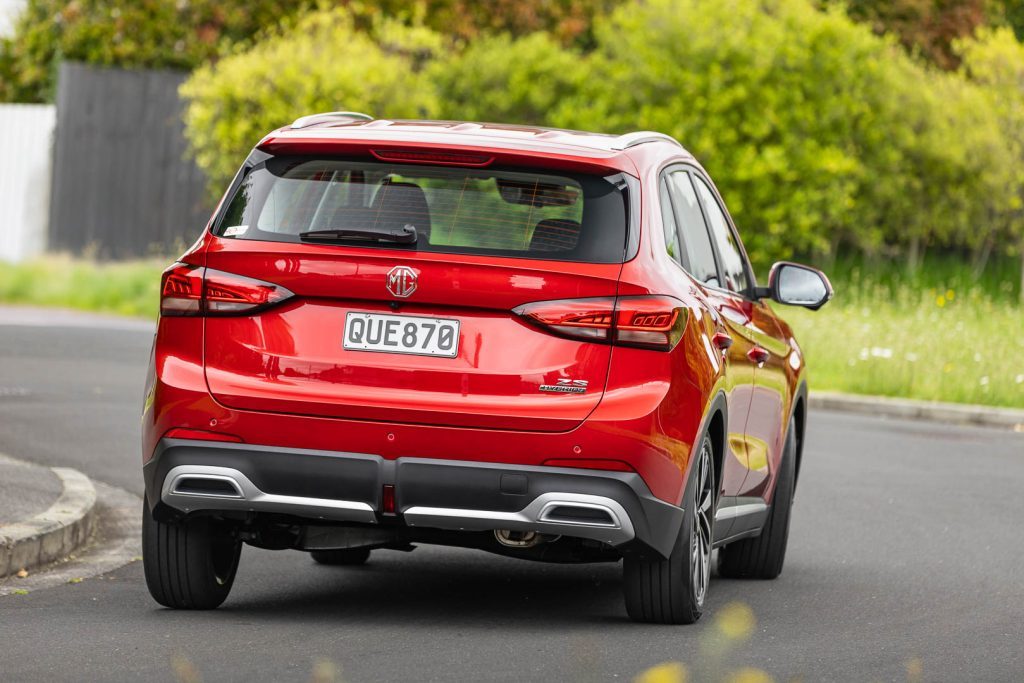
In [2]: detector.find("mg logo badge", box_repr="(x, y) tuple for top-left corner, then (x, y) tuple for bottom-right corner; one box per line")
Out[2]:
(386, 266), (417, 298)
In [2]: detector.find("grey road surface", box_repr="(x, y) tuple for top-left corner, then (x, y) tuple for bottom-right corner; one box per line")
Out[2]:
(0, 310), (1022, 682)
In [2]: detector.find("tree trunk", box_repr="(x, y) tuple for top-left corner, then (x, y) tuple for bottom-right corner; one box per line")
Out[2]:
(971, 237), (993, 281)
(907, 235), (921, 274)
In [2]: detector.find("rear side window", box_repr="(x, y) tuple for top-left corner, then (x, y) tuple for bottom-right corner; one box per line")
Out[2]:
(216, 157), (630, 263)
(666, 171), (719, 288)
(659, 180), (682, 264)
(693, 175), (750, 294)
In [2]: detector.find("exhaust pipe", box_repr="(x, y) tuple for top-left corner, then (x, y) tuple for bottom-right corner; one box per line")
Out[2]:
(494, 529), (543, 548)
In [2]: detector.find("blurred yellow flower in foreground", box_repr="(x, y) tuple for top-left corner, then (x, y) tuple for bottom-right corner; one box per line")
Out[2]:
(725, 668), (775, 683)
(634, 661), (687, 683)
(716, 601), (757, 640)
(906, 656), (924, 683)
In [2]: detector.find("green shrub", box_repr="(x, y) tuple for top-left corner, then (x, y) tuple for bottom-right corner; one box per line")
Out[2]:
(179, 0), (1022, 272)
(180, 8), (443, 193)
(548, 0), (1012, 271)
(431, 32), (589, 125)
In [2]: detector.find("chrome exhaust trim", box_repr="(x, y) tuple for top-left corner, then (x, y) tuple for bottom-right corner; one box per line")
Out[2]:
(160, 465), (377, 523)
(405, 492), (635, 547)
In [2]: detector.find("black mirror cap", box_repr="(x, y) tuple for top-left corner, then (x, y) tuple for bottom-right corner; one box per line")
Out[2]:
(765, 261), (834, 311)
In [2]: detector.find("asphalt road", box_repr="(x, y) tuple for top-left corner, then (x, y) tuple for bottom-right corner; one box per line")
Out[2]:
(1, 309), (1022, 682)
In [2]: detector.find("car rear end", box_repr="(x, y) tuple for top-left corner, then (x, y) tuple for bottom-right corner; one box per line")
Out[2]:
(142, 122), (692, 592)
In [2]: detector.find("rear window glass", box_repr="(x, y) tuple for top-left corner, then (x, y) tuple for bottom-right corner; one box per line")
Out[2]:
(216, 157), (629, 263)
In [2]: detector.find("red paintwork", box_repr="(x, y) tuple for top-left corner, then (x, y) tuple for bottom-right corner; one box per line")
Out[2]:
(142, 120), (810, 509)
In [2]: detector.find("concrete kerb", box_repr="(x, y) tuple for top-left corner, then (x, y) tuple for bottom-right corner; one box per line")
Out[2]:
(0, 463), (98, 578)
(810, 391), (1024, 430)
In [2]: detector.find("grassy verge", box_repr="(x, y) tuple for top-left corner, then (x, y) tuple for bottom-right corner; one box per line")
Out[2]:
(0, 256), (164, 319)
(1, 256), (1021, 408)
(782, 289), (1023, 409)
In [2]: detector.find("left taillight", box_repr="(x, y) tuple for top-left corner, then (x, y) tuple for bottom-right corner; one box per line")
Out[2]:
(160, 263), (294, 317)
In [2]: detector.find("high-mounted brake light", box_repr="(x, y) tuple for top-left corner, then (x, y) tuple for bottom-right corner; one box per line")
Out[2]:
(160, 263), (294, 317)
(513, 296), (687, 351)
(370, 149), (494, 167)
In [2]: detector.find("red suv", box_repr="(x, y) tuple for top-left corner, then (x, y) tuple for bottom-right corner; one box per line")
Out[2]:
(141, 114), (831, 623)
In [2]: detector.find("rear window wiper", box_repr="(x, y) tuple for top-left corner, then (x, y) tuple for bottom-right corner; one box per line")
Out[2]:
(298, 224), (417, 245)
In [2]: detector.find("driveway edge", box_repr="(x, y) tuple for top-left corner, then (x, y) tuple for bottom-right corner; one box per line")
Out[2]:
(810, 390), (1024, 430)
(0, 466), (98, 578)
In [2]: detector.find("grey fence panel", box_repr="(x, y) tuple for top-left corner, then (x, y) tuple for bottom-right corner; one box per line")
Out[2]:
(49, 62), (213, 258)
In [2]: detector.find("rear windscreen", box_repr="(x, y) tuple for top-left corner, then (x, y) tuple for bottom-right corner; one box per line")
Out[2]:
(215, 157), (629, 263)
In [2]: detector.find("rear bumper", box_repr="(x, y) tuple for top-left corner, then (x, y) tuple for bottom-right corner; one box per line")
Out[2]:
(144, 438), (684, 557)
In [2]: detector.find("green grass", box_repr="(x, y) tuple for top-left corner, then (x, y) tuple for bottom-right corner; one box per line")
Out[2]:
(1, 255), (1021, 408)
(781, 281), (1023, 409)
(0, 256), (164, 319)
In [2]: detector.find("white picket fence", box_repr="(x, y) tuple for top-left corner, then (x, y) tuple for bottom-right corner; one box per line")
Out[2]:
(0, 103), (55, 262)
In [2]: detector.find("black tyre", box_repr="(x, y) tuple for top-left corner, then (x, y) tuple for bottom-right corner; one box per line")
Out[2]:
(142, 498), (242, 609)
(717, 415), (797, 580)
(623, 434), (715, 624)
(310, 547), (372, 566)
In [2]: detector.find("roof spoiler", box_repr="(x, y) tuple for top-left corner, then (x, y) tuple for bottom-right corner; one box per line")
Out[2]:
(609, 131), (681, 151)
(289, 111), (374, 129)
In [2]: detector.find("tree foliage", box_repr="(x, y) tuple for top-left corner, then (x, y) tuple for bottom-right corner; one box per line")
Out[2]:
(0, 0), (313, 103)
(180, 9), (440, 190)
(957, 27), (1024, 257)
(0, 0), (615, 104)
(181, 1), (1023, 271)
(824, 0), (989, 69)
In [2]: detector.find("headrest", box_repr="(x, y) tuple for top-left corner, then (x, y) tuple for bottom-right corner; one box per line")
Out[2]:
(371, 179), (432, 241)
(529, 218), (582, 252)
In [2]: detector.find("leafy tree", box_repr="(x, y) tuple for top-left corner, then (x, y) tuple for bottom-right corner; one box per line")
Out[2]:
(339, 0), (616, 46)
(180, 8), (442, 190)
(957, 27), (1024, 297)
(539, 0), (1009, 268)
(180, 0), (1020, 273)
(430, 32), (589, 124)
(0, 0), (313, 103)
(0, 0), (617, 104)
(822, 0), (989, 69)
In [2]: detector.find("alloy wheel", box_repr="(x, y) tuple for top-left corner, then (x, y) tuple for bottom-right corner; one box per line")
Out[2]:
(691, 438), (714, 606)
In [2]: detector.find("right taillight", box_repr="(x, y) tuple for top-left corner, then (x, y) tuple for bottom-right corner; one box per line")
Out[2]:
(514, 295), (687, 351)
(160, 263), (294, 317)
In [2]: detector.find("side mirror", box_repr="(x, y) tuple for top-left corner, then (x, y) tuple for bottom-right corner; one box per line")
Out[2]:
(765, 262), (833, 310)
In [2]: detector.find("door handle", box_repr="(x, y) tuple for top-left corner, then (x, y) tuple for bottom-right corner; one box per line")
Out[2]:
(747, 346), (770, 366)
(711, 332), (733, 352)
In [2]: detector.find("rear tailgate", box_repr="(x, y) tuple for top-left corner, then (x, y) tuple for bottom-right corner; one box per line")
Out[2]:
(199, 148), (634, 433)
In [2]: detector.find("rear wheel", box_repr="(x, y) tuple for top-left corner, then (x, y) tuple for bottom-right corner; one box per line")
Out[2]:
(142, 497), (241, 609)
(623, 434), (715, 624)
(310, 547), (372, 566)
(717, 415), (797, 579)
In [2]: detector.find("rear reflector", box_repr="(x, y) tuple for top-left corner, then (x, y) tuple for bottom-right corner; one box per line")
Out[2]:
(382, 484), (396, 514)
(161, 263), (294, 317)
(514, 296), (686, 351)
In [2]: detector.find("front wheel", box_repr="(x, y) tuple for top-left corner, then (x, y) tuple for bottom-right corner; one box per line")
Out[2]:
(142, 498), (241, 609)
(623, 433), (715, 624)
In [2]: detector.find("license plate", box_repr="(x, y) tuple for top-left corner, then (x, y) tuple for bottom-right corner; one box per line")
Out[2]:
(343, 312), (460, 358)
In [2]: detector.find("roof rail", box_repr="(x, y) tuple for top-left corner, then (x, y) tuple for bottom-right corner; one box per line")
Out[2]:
(609, 131), (682, 151)
(290, 111), (374, 129)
